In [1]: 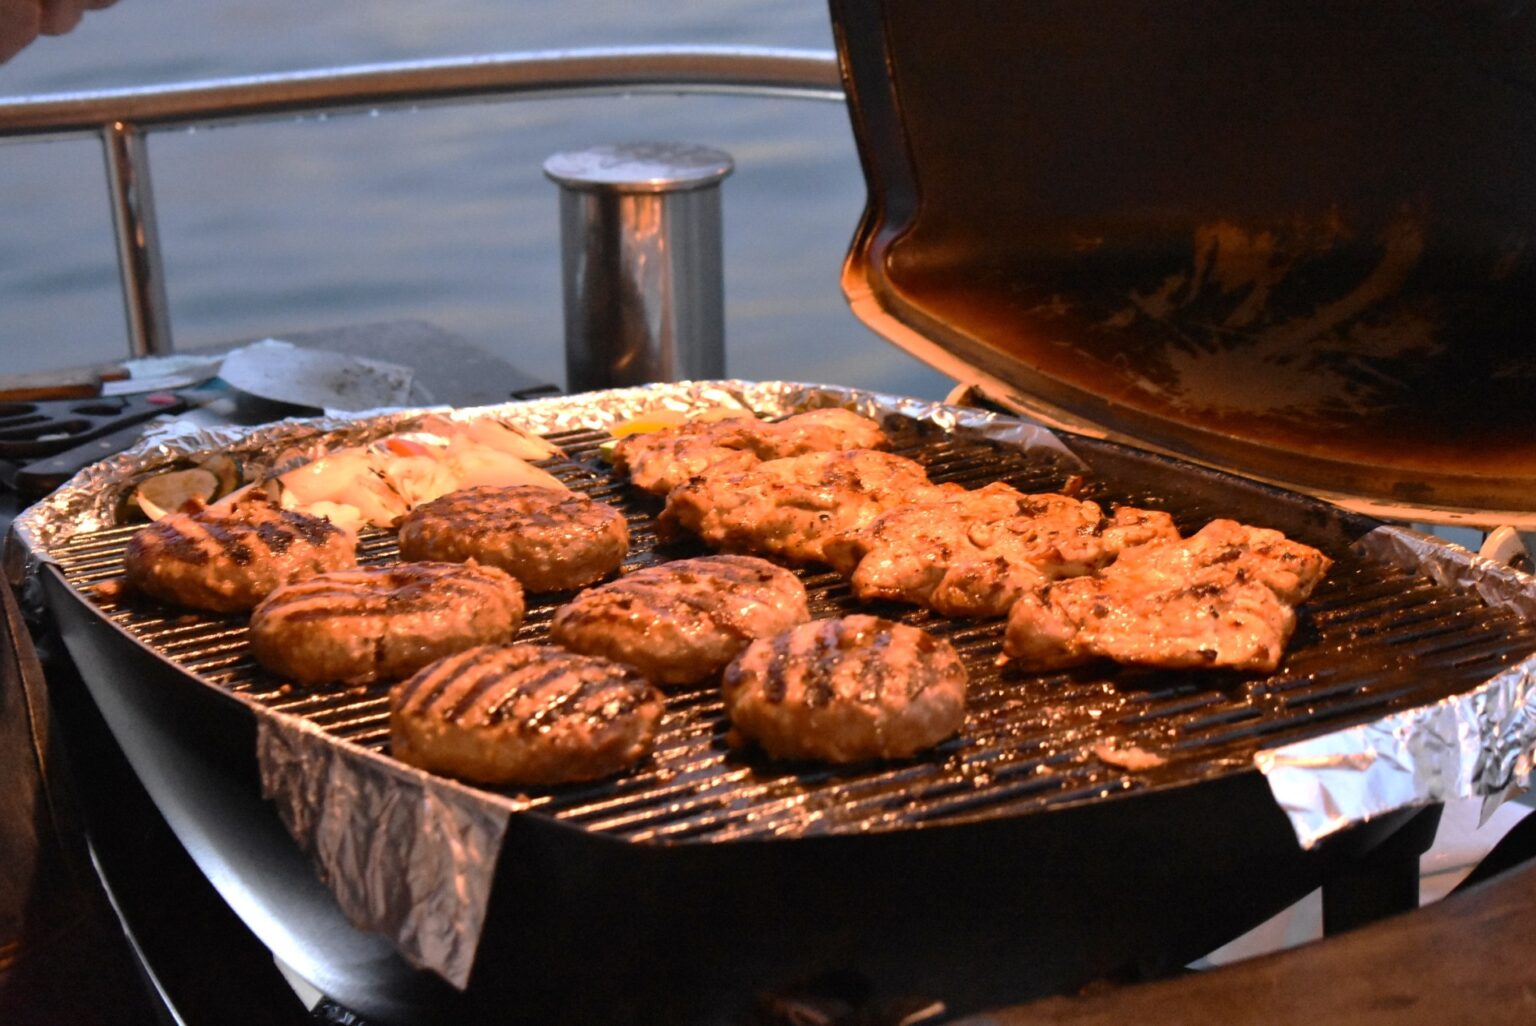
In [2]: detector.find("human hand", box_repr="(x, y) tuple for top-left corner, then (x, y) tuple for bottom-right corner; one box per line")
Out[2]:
(0, 0), (118, 64)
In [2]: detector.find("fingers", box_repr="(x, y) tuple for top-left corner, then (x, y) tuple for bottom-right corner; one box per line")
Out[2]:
(2, 0), (114, 62)
(38, 0), (86, 36)
(0, 2), (43, 63)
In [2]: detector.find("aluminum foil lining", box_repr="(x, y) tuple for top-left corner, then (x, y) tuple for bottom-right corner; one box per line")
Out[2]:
(256, 714), (524, 989)
(1256, 526), (1536, 849)
(14, 379), (1536, 980)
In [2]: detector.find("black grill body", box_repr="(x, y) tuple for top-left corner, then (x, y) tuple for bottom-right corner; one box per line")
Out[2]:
(36, 418), (1535, 1022)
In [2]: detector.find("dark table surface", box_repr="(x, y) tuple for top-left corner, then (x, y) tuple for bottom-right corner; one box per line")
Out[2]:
(957, 849), (1536, 1026)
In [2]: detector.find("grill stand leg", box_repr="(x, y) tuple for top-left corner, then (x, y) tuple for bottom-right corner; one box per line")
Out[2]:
(1321, 804), (1443, 935)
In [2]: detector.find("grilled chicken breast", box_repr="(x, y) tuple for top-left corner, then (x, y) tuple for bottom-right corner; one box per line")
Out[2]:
(249, 561), (525, 685)
(1003, 519), (1332, 672)
(612, 418), (767, 496)
(612, 408), (888, 496)
(124, 492), (357, 613)
(824, 481), (1178, 618)
(660, 449), (936, 564)
(398, 484), (629, 592)
(390, 643), (663, 785)
(722, 615), (968, 762)
(762, 408), (888, 456)
(549, 554), (810, 685)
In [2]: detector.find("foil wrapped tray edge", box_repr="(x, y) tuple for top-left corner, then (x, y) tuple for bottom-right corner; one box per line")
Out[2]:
(256, 711), (526, 989)
(1255, 525), (1536, 849)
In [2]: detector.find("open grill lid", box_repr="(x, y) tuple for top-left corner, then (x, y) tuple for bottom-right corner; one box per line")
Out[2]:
(831, 0), (1536, 526)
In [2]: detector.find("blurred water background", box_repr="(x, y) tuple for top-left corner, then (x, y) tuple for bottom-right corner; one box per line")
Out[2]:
(0, 1), (950, 397)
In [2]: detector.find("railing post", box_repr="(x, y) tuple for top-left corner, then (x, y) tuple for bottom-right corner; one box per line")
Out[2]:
(544, 142), (733, 391)
(101, 120), (173, 356)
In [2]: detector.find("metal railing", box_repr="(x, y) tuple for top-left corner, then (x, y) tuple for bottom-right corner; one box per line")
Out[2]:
(0, 46), (844, 358)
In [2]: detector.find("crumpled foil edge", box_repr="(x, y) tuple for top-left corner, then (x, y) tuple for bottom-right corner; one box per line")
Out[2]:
(1254, 524), (1536, 849)
(256, 712), (524, 988)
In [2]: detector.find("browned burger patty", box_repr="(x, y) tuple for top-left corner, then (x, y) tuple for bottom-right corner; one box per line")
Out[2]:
(548, 554), (810, 685)
(389, 643), (664, 786)
(124, 492), (357, 613)
(722, 615), (969, 763)
(249, 561), (525, 685)
(398, 485), (629, 592)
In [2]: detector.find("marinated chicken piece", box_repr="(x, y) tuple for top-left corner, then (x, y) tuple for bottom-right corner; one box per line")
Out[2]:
(762, 408), (888, 455)
(661, 449), (937, 564)
(612, 408), (888, 496)
(124, 491), (356, 613)
(549, 554), (810, 685)
(398, 484), (629, 592)
(390, 643), (663, 786)
(611, 418), (766, 496)
(722, 615), (968, 762)
(249, 561), (525, 685)
(824, 481), (1178, 618)
(1003, 520), (1332, 672)
(1122, 517), (1331, 604)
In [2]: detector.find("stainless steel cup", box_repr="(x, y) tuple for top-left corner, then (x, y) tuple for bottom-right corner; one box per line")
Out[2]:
(544, 142), (734, 392)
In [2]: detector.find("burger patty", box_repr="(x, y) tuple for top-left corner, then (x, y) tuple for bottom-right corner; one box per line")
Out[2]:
(390, 643), (664, 786)
(249, 561), (525, 685)
(548, 554), (810, 685)
(124, 492), (357, 613)
(722, 615), (969, 763)
(398, 485), (629, 592)
(612, 408), (889, 496)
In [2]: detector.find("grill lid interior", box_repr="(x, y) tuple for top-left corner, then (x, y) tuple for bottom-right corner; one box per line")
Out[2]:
(832, 0), (1536, 523)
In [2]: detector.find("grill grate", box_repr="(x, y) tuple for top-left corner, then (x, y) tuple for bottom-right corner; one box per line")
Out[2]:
(50, 424), (1536, 844)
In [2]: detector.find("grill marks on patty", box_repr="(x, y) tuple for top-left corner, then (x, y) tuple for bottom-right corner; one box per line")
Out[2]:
(249, 562), (525, 685)
(124, 493), (357, 612)
(259, 566), (502, 622)
(396, 645), (650, 729)
(723, 615), (968, 763)
(389, 644), (664, 785)
(397, 485), (628, 592)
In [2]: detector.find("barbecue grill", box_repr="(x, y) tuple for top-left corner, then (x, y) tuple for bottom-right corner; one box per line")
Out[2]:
(10, 2), (1536, 1023)
(18, 378), (1534, 1024)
